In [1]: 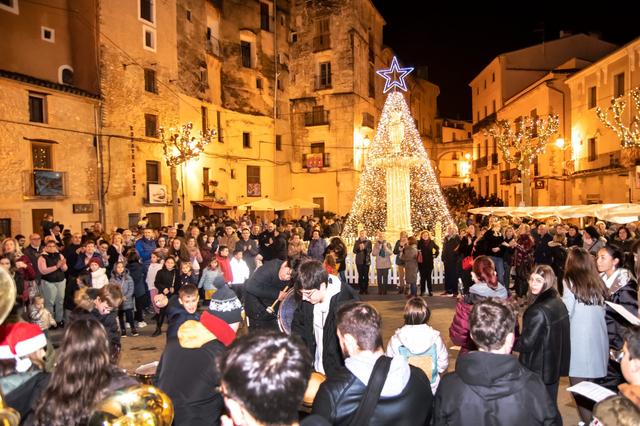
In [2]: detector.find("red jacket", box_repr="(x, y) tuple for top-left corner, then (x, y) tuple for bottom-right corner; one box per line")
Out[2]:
(216, 254), (232, 283)
(449, 293), (520, 354)
(449, 297), (476, 353)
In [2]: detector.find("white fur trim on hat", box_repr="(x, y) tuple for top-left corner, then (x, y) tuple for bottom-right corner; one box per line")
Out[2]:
(0, 344), (14, 360)
(14, 333), (47, 358)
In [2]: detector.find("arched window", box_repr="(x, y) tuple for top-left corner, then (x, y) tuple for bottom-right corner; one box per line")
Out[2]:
(58, 65), (74, 85)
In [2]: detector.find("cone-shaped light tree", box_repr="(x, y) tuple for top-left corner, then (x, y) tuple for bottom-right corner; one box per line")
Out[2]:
(343, 87), (453, 238)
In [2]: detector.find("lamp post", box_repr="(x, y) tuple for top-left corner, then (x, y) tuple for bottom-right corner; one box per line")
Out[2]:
(160, 123), (216, 223)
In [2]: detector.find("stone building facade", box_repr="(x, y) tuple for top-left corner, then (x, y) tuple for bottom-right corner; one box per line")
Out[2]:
(0, 0), (440, 234)
(0, 0), (100, 236)
(469, 33), (619, 206)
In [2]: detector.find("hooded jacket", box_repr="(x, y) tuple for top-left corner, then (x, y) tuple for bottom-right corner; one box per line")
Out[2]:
(312, 353), (432, 426)
(449, 282), (508, 353)
(109, 270), (135, 310)
(90, 267), (109, 289)
(386, 323), (449, 393)
(433, 352), (560, 425)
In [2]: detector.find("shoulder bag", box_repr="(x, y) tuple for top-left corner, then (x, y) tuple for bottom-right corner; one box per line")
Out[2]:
(348, 356), (392, 426)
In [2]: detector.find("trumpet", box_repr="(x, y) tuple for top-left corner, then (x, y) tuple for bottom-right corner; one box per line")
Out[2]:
(266, 286), (289, 315)
(88, 385), (174, 426)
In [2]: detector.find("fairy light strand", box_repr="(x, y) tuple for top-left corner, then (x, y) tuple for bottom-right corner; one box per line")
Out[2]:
(486, 114), (560, 175)
(596, 87), (640, 148)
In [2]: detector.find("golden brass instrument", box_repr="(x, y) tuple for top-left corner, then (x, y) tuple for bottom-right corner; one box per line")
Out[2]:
(0, 268), (20, 426)
(0, 268), (16, 325)
(88, 385), (174, 426)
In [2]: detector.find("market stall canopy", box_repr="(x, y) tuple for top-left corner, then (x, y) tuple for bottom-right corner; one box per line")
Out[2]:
(468, 203), (640, 224)
(237, 198), (288, 211)
(279, 198), (320, 210)
(191, 200), (235, 209)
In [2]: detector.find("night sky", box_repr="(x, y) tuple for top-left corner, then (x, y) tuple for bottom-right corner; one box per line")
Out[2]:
(369, 7), (640, 121)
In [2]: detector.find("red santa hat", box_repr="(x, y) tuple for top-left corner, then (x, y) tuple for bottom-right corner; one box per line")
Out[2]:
(0, 323), (47, 372)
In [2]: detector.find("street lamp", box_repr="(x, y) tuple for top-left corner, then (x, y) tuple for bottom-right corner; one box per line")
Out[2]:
(160, 123), (216, 223)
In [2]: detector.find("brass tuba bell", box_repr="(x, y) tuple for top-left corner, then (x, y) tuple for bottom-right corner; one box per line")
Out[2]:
(0, 268), (20, 426)
(88, 385), (174, 426)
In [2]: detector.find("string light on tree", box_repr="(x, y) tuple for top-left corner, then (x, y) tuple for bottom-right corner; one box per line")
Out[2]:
(343, 57), (453, 237)
(486, 114), (559, 206)
(596, 86), (640, 148)
(159, 122), (216, 167)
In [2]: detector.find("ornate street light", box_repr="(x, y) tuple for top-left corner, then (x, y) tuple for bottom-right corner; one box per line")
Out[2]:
(160, 122), (216, 222)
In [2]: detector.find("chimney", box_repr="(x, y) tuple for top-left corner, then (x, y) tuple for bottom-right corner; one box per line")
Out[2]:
(559, 30), (573, 39)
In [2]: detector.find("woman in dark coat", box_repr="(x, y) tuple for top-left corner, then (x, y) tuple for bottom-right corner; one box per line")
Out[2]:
(515, 264), (570, 416)
(456, 225), (476, 294)
(441, 224), (460, 296)
(513, 223), (535, 299)
(417, 231), (440, 296)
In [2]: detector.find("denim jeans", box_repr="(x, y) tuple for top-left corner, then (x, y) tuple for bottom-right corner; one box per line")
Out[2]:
(376, 268), (390, 294)
(41, 279), (65, 323)
(490, 256), (505, 287)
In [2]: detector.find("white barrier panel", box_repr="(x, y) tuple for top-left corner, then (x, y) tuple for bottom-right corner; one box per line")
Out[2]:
(344, 253), (444, 286)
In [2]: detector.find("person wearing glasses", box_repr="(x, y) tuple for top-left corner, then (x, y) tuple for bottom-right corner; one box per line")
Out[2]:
(291, 259), (358, 377)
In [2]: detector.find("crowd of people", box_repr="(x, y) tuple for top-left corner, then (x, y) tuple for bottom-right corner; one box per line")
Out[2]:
(0, 212), (638, 425)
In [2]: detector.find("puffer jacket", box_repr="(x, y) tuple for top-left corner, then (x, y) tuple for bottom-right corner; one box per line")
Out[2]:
(449, 282), (509, 353)
(109, 271), (135, 310)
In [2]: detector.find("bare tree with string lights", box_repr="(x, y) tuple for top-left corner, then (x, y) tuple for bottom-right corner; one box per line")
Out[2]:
(486, 115), (559, 206)
(596, 86), (640, 166)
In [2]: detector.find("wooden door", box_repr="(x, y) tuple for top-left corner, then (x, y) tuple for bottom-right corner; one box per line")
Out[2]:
(32, 209), (53, 236)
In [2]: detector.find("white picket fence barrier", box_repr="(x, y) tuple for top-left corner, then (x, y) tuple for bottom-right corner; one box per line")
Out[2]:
(343, 253), (444, 286)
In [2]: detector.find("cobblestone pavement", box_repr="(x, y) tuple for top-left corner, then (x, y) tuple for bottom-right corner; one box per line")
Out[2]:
(109, 284), (580, 425)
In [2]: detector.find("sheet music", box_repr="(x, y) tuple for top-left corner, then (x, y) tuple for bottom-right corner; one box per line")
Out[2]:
(567, 381), (616, 402)
(605, 301), (640, 326)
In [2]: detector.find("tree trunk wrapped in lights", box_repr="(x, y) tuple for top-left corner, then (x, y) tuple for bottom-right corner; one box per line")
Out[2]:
(596, 87), (640, 148)
(160, 123), (216, 223)
(486, 115), (559, 206)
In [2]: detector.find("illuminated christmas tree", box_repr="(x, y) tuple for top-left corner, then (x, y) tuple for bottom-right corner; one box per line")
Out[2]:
(343, 58), (453, 237)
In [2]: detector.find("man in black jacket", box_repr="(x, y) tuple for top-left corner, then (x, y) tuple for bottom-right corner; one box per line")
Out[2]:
(291, 260), (358, 376)
(244, 257), (299, 332)
(434, 299), (560, 425)
(352, 230), (372, 295)
(312, 301), (432, 425)
(534, 224), (553, 266)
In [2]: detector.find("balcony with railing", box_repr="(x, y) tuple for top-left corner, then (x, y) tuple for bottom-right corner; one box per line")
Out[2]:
(473, 156), (488, 171)
(500, 168), (521, 185)
(313, 34), (331, 52)
(472, 112), (497, 134)
(302, 153), (331, 169)
(23, 170), (68, 199)
(205, 37), (220, 57)
(569, 150), (623, 176)
(304, 110), (329, 126)
(362, 112), (375, 129)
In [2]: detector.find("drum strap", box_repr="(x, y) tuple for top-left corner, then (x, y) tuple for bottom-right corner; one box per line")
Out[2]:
(348, 355), (391, 426)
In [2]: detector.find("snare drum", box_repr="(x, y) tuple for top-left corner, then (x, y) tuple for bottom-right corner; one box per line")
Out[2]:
(134, 361), (159, 385)
(277, 289), (299, 335)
